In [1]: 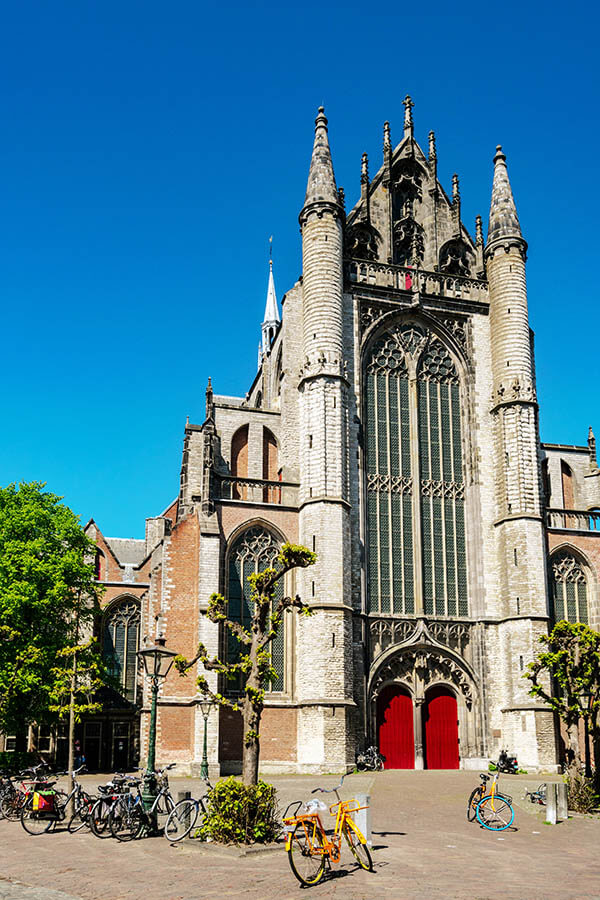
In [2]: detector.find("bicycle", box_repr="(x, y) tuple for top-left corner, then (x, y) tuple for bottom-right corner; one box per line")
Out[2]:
(0, 765), (53, 822)
(20, 766), (91, 835)
(356, 746), (386, 771)
(109, 764), (177, 841)
(523, 783), (546, 806)
(282, 774), (373, 887)
(164, 778), (212, 842)
(466, 773), (491, 821)
(474, 764), (515, 831)
(89, 775), (133, 838)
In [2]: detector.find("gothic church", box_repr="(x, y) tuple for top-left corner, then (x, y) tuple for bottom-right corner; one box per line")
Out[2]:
(84, 99), (600, 775)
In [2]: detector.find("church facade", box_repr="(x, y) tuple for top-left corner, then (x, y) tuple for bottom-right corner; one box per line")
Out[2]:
(83, 99), (600, 775)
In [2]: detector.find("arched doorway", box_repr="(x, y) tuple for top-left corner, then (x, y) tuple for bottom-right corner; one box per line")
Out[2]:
(377, 685), (414, 769)
(423, 686), (459, 769)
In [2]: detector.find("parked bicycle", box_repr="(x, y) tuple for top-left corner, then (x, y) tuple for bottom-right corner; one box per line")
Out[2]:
(20, 766), (92, 835)
(89, 775), (133, 838)
(469, 764), (515, 831)
(282, 774), (373, 887)
(523, 783), (546, 806)
(356, 746), (385, 771)
(109, 764), (177, 841)
(0, 764), (52, 822)
(164, 778), (212, 842)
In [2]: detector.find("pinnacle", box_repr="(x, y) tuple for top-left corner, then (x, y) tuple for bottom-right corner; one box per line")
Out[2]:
(303, 106), (339, 208)
(487, 144), (523, 248)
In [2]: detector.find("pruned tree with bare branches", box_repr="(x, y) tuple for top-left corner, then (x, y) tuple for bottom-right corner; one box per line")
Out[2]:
(175, 542), (316, 785)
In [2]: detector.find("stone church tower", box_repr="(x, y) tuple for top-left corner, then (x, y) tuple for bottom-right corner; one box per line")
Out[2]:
(80, 100), (600, 775)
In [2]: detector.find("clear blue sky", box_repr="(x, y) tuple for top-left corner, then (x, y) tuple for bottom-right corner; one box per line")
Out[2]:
(1, 0), (598, 537)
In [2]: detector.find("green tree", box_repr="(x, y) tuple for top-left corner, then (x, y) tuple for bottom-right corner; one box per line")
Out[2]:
(525, 620), (600, 787)
(0, 482), (103, 771)
(176, 542), (316, 785)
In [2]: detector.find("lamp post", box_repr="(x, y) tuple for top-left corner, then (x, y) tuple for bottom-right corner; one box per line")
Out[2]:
(579, 688), (593, 778)
(199, 698), (213, 780)
(137, 637), (177, 825)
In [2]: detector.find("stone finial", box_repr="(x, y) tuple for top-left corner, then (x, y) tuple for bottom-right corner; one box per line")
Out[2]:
(452, 173), (460, 203)
(383, 120), (392, 153)
(487, 143), (524, 252)
(403, 95), (414, 137)
(302, 106), (339, 211)
(361, 152), (369, 184)
(338, 186), (345, 209)
(205, 376), (214, 420)
(475, 214), (484, 246)
(588, 426), (598, 471)
(428, 130), (436, 161)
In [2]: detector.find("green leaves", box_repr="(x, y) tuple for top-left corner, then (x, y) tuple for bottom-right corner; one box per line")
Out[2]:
(0, 482), (103, 731)
(197, 777), (280, 844)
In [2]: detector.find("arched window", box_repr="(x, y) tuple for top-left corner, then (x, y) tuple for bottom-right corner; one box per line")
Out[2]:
(231, 425), (249, 500)
(561, 461), (574, 509)
(103, 599), (141, 703)
(95, 550), (106, 581)
(550, 552), (588, 624)
(364, 321), (467, 617)
(227, 526), (285, 691)
(262, 428), (279, 503)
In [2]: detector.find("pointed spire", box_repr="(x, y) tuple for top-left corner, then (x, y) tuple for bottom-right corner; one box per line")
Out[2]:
(403, 95), (414, 138)
(475, 215), (484, 247)
(383, 121), (392, 154)
(588, 426), (598, 471)
(452, 174), (460, 203)
(263, 258), (280, 326)
(205, 377), (214, 420)
(428, 130), (437, 162)
(337, 186), (345, 210)
(486, 145), (525, 253)
(361, 152), (369, 184)
(303, 107), (339, 210)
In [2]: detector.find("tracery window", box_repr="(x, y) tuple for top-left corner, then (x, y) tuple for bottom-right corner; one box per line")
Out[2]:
(227, 526), (285, 691)
(550, 552), (588, 624)
(103, 599), (141, 703)
(365, 321), (467, 617)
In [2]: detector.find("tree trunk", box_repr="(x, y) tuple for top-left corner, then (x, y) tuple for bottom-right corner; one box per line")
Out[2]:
(67, 653), (77, 805)
(241, 645), (262, 786)
(566, 721), (581, 778)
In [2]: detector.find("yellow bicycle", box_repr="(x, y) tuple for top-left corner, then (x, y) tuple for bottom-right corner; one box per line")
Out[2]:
(283, 774), (373, 887)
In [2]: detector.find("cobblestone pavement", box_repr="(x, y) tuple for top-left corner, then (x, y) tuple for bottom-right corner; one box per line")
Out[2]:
(1, 771), (599, 900)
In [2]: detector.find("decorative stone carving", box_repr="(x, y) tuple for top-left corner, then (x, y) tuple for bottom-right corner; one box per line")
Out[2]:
(439, 238), (474, 276)
(393, 216), (425, 266)
(345, 223), (378, 261)
(419, 340), (458, 384)
(441, 317), (469, 355)
(493, 375), (536, 405)
(365, 334), (408, 376)
(367, 473), (412, 495)
(420, 479), (465, 500)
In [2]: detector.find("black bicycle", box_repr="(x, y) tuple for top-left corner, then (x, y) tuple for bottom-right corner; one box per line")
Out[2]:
(109, 764), (177, 841)
(356, 746), (386, 771)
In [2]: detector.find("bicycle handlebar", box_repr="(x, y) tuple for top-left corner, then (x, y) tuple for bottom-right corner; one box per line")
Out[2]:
(311, 773), (348, 795)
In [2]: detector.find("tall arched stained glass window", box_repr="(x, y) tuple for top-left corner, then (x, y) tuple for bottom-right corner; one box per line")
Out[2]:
(103, 599), (141, 703)
(550, 552), (588, 624)
(365, 332), (413, 615)
(227, 526), (285, 691)
(364, 321), (468, 617)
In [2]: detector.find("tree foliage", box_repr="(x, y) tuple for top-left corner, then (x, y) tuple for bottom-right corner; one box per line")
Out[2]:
(0, 482), (102, 734)
(176, 542), (316, 785)
(525, 620), (600, 785)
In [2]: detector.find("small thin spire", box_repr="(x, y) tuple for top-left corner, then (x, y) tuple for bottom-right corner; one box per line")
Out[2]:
(205, 377), (214, 420)
(475, 215), (484, 246)
(428, 130), (436, 162)
(403, 95), (414, 138)
(383, 121), (392, 153)
(337, 186), (345, 209)
(588, 426), (597, 471)
(303, 106), (339, 209)
(263, 253), (280, 326)
(452, 174), (460, 203)
(487, 144), (524, 250)
(361, 152), (369, 184)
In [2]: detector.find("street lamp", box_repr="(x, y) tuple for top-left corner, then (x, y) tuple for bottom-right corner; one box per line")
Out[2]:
(579, 688), (593, 778)
(137, 636), (178, 823)
(198, 698), (214, 780)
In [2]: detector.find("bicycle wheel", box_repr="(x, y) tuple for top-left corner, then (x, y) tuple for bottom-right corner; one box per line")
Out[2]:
(287, 820), (326, 887)
(476, 794), (515, 831)
(164, 799), (199, 842)
(342, 821), (373, 871)
(0, 792), (24, 821)
(89, 798), (111, 837)
(467, 787), (483, 822)
(68, 793), (94, 833)
(20, 795), (55, 835)
(110, 800), (145, 841)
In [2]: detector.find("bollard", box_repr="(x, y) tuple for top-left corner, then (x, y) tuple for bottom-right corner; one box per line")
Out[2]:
(177, 790), (192, 836)
(545, 782), (557, 824)
(354, 793), (372, 848)
(556, 782), (568, 821)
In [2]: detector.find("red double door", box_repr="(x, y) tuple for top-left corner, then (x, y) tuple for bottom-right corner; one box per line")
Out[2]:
(377, 685), (459, 769)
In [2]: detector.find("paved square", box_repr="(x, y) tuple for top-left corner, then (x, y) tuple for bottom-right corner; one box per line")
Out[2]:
(1, 771), (599, 899)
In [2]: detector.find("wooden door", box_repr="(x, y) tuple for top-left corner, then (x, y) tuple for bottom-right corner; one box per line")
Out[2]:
(423, 686), (459, 769)
(377, 685), (414, 769)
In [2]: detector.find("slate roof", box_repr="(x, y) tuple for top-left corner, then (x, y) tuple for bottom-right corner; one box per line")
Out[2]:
(104, 537), (146, 567)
